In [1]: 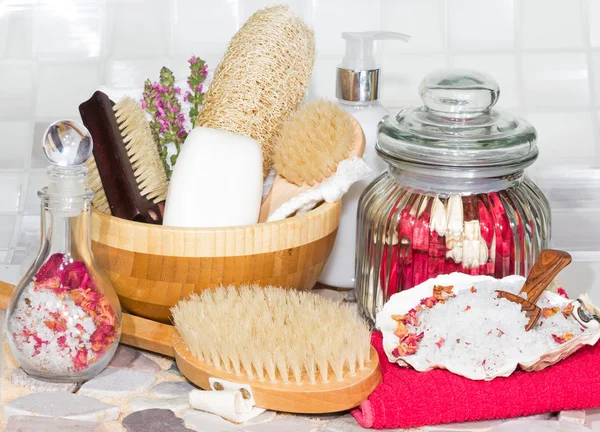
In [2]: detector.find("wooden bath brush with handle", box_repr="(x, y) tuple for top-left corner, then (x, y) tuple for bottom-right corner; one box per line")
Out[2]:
(496, 249), (572, 331)
(259, 100), (366, 222)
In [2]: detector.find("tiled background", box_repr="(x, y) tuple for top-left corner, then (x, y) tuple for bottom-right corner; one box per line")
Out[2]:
(0, 0), (599, 297)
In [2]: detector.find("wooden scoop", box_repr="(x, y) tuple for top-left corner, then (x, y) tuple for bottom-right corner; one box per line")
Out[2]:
(496, 249), (572, 331)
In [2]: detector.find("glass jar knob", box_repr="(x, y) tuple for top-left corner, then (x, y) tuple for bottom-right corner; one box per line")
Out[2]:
(419, 69), (500, 119)
(43, 120), (93, 167)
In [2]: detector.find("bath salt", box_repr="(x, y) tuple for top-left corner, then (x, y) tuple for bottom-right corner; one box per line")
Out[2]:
(8, 253), (118, 374)
(391, 280), (585, 379)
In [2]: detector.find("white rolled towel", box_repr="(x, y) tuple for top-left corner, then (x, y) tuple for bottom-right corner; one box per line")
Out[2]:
(189, 389), (265, 423)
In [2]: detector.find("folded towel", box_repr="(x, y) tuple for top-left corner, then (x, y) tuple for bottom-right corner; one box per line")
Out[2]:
(352, 332), (600, 429)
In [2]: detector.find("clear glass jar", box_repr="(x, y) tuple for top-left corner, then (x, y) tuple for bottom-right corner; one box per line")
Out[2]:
(356, 70), (551, 325)
(5, 120), (122, 382)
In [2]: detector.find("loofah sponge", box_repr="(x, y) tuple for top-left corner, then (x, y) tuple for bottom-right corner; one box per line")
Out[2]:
(196, 6), (315, 177)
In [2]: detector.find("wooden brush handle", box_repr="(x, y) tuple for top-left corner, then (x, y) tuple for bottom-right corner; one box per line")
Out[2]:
(0, 281), (175, 357)
(79, 91), (163, 224)
(520, 249), (572, 304)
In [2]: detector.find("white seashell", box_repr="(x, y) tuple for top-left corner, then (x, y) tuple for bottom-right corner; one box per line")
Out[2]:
(445, 195), (463, 241)
(461, 239), (481, 268)
(430, 198), (447, 236)
(479, 241), (489, 265)
(445, 244), (463, 263)
(417, 196), (429, 218)
(377, 273), (600, 381)
(463, 220), (480, 241)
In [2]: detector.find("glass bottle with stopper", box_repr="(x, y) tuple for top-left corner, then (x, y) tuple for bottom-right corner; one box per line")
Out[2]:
(5, 120), (122, 382)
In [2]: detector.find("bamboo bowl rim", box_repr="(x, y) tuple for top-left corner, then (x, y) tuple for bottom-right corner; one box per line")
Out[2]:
(91, 201), (341, 258)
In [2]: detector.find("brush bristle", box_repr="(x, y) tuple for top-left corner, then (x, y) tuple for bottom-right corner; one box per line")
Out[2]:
(85, 156), (110, 214)
(85, 97), (169, 211)
(172, 285), (372, 385)
(113, 97), (169, 202)
(273, 100), (355, 186)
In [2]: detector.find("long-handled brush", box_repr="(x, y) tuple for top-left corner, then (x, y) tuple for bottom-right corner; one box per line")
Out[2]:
(258, 99), (365, 222)
(79, 91), (168, 224)
(171, 285), (381, 414)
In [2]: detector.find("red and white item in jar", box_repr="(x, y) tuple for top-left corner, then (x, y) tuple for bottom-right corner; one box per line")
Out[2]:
(10, 253), (118, 374)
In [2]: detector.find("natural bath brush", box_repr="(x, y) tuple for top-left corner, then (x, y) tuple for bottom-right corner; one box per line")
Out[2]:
(258, 100), (366, 222)
(79, 91), (168, 224)
(497, 249), (572, 331)
(196, 5), (315, 177)
(171, 285), (381, 413)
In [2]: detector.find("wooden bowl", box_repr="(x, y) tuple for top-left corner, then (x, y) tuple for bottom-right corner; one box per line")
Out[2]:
(90, 202), (341, 323)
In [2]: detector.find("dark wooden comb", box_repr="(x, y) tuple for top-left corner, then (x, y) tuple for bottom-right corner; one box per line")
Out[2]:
(496, 249), (572, 331)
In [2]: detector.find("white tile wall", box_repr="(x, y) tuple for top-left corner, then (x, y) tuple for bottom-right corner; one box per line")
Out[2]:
(0, 0), (599, 287)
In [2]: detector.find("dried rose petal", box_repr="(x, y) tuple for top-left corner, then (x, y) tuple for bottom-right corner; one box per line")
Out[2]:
(496, 328), (504, 336)
(73, 348), (88, 371)
(562, 303), (574, 318)
(463, 305), (471, 312)
(432, 285), (455, 303)
(542, 306), (559, 318)
(394, 322), (408, 340)
(62, 261), (88, 289)
(35, 253), (64, 281)
(420, 296), (438, 308)
(34, 276), (65, 294)
(552, 333), (574, 344)
(557, 288), (569, 299)
(470, 286), (477, 293)
(435, 338), (445, 348)
(57, 335), (67, 349)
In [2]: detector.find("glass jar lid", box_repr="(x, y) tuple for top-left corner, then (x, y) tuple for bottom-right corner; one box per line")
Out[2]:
(377, 69), (538, 176)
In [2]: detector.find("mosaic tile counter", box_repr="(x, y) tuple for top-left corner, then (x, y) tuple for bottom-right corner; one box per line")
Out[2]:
(1, 296), (600, 432)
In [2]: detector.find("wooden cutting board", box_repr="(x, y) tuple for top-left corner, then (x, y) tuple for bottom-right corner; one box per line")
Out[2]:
(0, 281), (175, 357)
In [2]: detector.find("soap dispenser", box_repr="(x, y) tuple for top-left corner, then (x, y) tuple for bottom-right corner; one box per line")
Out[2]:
(318, 31), (410, 291)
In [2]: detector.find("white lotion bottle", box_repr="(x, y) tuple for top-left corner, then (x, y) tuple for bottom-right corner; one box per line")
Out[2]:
(318, 31), (410, 291)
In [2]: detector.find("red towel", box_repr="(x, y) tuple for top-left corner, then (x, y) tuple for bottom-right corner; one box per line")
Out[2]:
(351, 332), (600, 429)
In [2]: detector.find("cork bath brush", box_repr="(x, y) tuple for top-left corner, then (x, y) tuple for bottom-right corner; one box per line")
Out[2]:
(258, 99), (366, 222)
(171, 285), (381, 413)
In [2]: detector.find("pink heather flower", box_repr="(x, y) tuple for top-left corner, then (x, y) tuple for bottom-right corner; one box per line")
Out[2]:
(202, 65), (208, 76)
(141, 100), (147, 109)
(178, 130), (184, 138)
(160, 124), (168, 133)
(152, 82), (160, 91)
(157, 106), (166, 116)
(189, 55), (197, 64)
(196, 84), (203, 93)
(172, 104), (179, 113)
(175, 87), (181, 95)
